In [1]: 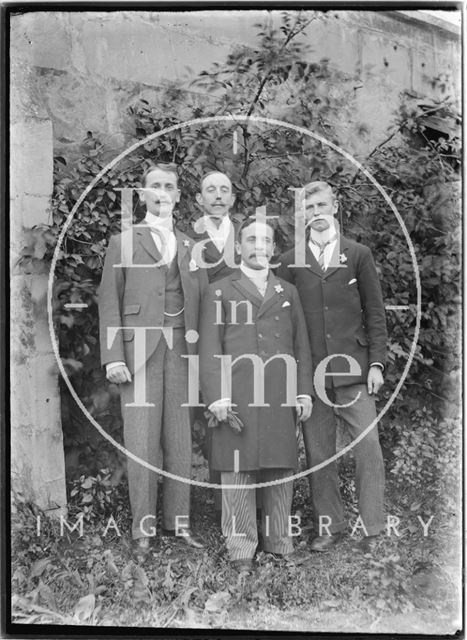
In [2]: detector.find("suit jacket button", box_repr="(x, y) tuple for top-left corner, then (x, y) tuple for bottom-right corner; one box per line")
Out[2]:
(258, 333), (263, 339)
(324, 306), (329, 311)
(326, 333), (331, 339)
(274, 332), (280, 338)
(274, 316), (279, 321)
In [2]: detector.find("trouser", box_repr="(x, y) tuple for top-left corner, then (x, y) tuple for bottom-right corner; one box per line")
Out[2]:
(221, 469), (294, 560)
(302, 384), (385, 536)
(120, 328), (192, 539)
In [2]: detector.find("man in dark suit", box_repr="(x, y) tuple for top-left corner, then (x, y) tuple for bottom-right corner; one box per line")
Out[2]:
(98, 163), (207, 557)
(199, 217), (313, 571)
(277, 181), (387, 553)
(186, 171), (242, 514)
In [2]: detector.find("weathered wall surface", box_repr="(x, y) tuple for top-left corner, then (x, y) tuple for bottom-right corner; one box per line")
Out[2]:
(11, 10), (460, 160)
(10, 60), (67, 514)
(9, 9), (460, 506)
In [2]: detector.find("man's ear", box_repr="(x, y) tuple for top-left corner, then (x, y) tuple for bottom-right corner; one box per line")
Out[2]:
(138, 188), (146, 204)
(175, 188), (181, 204)
(229, 194), (236, 207)
(195, 193), (203, 208)
(234, 239), (242, 255)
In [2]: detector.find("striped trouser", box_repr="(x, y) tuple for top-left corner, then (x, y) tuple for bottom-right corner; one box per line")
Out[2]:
(221, 469), (294, 561)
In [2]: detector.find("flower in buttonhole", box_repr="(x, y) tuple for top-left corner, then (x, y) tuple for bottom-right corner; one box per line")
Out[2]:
(274, 284), (284, 294)
(183, 239), (191, 247)
(189, 258), (199, 272)
(339, 253), (347, 264)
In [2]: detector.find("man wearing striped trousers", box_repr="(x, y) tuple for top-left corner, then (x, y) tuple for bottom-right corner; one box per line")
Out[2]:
(199, 217), (313, 571)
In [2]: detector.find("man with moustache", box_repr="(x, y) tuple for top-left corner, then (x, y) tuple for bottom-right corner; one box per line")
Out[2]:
(199, 217), (313, 571)
(189, 170), (241, 282)
(277, 181), (387, 553)
(187, 171), (242, 515)
(98, 163), (206, 558)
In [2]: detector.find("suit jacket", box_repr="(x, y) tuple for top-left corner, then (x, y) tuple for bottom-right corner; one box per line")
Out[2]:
(277, 236), (387, 388)
(199, 270), (313, 472)
(185, 216), (241, 283)
(98, 223), (208, 373)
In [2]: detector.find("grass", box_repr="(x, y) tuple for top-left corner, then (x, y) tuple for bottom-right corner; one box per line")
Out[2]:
(10, 467), (462, 633)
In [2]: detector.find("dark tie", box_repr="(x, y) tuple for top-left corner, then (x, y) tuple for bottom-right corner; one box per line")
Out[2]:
(310, 239), (331, 271)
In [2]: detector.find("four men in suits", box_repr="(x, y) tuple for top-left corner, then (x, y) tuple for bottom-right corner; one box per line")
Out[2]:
(99, 163), (387, 563)
(199, 217), (313, 570)
(278, 181), (387, 553)
(98, 163), (206, 556)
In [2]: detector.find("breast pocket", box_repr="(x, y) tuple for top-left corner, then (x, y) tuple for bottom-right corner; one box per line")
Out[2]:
(123, 304), (141, 316)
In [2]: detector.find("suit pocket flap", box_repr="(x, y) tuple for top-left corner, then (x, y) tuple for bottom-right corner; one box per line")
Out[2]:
(356, 335), (369, 346)
(123, 304), (141, 315)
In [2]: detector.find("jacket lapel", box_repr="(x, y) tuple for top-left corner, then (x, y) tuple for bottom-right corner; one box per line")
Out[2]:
(136, 224), (163, 264)
(230, 270), (262, 308)
(175, 229), (191, 271)
(305, 244), (324, 277)
(257, 272), (284, 317)
(323, 235), (350, 279)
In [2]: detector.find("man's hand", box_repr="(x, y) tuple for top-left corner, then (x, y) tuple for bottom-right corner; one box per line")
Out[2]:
(367, 365), (384, 395)
(208, 399), (232, 423)
(209, 403), (230, 422)
(106, 364), (132, 384)
(296, 396), (313, 422)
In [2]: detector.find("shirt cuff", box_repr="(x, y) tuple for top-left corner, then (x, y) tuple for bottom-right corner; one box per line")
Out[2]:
(369, 362), (385, 371)
(208, 398), (231, 411)
(106, 361), (126, 373)
(296, 394), (312, 402)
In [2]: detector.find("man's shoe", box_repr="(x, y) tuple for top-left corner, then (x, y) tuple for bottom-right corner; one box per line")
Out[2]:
(133, 537), (151, 562)
(230, 559), (254, 573)
(309, 532), (344, 552)
(356, 534), (381, 554)
(162, 528), (205, 549)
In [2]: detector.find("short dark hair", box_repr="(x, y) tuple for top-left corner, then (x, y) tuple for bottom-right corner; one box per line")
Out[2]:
(199, 170), (231, 191)
(141, 163), (179, 187)
(238, 215), (276, 241)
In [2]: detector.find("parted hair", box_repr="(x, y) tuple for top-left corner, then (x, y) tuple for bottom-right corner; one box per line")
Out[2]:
(141, 163), (179, 187)
(302, 180), (336, 201)
(238, 215), (276, 241)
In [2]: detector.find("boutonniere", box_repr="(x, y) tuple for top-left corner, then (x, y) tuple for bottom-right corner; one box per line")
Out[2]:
(274, 284), (284, 294)
(189, 258), (199, 272)
(339, 253), (347, 264)
(183, 239), (191, 247)
(215, 289), (222, 297)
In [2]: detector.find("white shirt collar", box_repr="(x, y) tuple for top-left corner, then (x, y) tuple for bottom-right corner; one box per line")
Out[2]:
(144, 212), (174, 232)
(202, 214), (231, 237)
(240, 262), (269, 282)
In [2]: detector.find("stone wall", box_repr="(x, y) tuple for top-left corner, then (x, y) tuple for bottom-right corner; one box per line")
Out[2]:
(10, 61), (67, 514)
(11, 10), (460, 161)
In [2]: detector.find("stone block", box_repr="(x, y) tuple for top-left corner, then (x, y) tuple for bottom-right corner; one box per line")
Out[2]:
(10, 12), (71, 71)
(10, 120), (53, 199)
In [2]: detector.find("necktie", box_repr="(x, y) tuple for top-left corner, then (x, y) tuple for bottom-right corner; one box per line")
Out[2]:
(310, 239), (331, 271)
